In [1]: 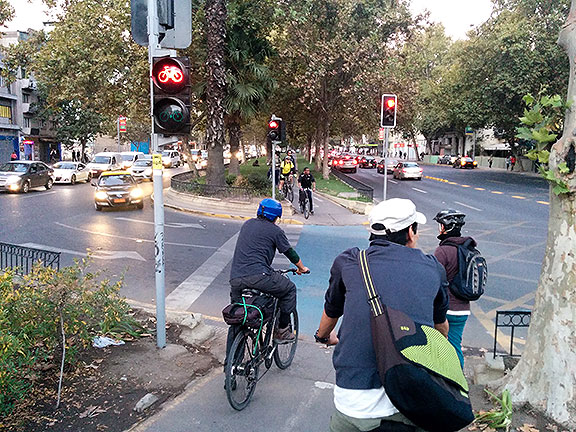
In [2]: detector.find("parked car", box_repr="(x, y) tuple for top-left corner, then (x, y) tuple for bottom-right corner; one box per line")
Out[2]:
(86, 152), (123, 177)
(0, 161), (54, 193)
(93, 171), (144, 211)
(437, 155), (452, 164)
(376, 158), (399, 174)
(52, 161), (91, 184)
(120, 151), (145, 169)
(392, 162), (423, 180)
(161, 150), (181, 168)
(358, 155), (377, 169)
(331, 154), (358, 173)
(129, 158), (153, 181)
(453, 157), (478, 169)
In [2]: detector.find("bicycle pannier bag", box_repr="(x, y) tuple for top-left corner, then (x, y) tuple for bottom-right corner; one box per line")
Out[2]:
(222, 294), (274, 328)
(358, 249), (474, 432)
(443, 238), (487, 301)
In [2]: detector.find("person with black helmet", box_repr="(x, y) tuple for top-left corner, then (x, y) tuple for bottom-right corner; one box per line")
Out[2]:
(229, 198), (309, 343)
(433, 209), (476, 367)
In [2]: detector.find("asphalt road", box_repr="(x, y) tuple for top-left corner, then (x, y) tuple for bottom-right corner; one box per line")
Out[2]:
(0, 163), (549, 354)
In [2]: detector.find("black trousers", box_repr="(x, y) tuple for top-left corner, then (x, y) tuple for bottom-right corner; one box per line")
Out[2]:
(299, 188), (313, 211)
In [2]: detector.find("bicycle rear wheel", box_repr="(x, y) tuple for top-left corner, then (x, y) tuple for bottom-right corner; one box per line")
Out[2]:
(303, 198), (310, 219)
(286, 184), (294, 202)
(273, 310), (299, 369)
(225, 330), (260, 410)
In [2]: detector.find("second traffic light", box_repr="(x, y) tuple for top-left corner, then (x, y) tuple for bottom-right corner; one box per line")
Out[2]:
(152, 56), (191, 135)
(381, 94), (397, 128)
(268, 118), (286, 141)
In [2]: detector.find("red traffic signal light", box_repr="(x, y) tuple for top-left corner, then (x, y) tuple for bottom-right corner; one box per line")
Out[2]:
(381, 94), (397, 128)
(152, 57), (191, 134)
(269, 120), (279, 130)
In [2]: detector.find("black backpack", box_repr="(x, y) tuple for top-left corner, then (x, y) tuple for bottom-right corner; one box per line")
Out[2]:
(443, 238), (487, 301)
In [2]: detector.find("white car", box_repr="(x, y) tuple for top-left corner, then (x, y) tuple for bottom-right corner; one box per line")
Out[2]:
(129, 158), (154, 181)
(392, 162), (423, 180)
(52, 162), (91, 184)
(120, 151), (145, 169)
(161, 150), (181, 168)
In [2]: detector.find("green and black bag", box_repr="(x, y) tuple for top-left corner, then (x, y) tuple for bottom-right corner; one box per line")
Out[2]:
(358, 249), (474, 432)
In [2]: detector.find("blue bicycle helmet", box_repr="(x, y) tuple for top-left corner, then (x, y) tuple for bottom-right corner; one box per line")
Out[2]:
(257, 198), (282, 221)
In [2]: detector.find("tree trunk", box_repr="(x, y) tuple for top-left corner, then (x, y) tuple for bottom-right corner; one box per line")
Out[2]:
(314, 120), (322, 171)
(204, 0), (227, 187)
(228, 120), (241, 176)
(500, 3), (576, 427)
(322, 116), (330, 180)
(181, 138), (199, 178)
(306, 134), (312, 163)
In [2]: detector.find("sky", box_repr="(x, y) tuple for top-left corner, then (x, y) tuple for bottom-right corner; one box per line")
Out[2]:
(5, 0), (494, 40)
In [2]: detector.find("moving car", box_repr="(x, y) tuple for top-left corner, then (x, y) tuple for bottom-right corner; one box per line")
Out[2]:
(52, 161), (91, 184)
(120, 151), (145, 169)
(86, 152), (123, 178)
(376, 158), (399, 174)
(93, 171), (144, 211)
(392, 162), (423, 180)
(129, 158), (153, 181)
(161, 150), (181, 168)
(331, 154), (358, 173)
(0, 161), (54, 193)
(358, 155), (377, 169)
(453, 157), (478, 169)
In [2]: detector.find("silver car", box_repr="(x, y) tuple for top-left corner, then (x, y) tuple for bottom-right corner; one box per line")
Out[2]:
(129, 158), (153, 181)
(52, 161), (91, 184)
(392, 162), (423, 180)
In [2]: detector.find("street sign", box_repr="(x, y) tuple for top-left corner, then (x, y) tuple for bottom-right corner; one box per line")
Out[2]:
(119, 116), (127, 133)
(152, 154), (163, 170)
(465, 126), (474, 136)
(378, 127), (385, 140)
(130, 0), (192, 49)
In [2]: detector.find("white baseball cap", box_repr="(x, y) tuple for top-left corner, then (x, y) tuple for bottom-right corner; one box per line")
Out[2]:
(368, 198), (427, 235)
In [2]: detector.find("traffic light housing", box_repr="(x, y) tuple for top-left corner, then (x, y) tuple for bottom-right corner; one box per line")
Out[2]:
(152, 56), (191, 135)
(381, 94), (397, 128)
(268, 118), (286, 142)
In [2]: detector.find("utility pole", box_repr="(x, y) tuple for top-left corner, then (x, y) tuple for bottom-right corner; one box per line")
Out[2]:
(383, 128), (389, 202)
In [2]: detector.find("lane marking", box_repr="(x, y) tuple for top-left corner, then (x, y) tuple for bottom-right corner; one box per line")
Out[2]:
(166, 232), (239, 310)
(454, 201), (482, 211)
(4, 191), (57, 199)
(19, 242), (146, 262)
(55, 222), (217, 249)
(388, 179), (398, 184)
(114, 217), (205, 229)
(512, 195), (527, 200)
(460, 184), (471, 188)
(537, 201), (549, 205)
(475, 187), (485, 191)
(411, 187), (428, 194)
(447, 181), (458, 185)
(491, 191), (504, 195)
(485, 292), (535, 319)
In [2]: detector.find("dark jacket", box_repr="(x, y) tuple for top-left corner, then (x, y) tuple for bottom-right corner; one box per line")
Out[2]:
(434, 236), (476, 313)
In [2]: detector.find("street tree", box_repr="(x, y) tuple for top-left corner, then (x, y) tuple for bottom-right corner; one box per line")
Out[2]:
(0, 0), (13, 27)
(497, 2), (576, 427)
(54, 100), (103, 159)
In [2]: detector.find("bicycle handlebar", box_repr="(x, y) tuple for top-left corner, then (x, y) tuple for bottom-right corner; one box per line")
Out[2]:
(279, 268), (310, 275)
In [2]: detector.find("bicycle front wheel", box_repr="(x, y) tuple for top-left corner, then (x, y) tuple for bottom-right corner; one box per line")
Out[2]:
(303, 199), (310, 219)
(286, 185), (294, 202)
(225, 331), (260, 410)
(274, 310), (299, 369)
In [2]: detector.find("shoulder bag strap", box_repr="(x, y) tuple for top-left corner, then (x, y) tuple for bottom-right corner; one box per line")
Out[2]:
(358, 249), (384, 317)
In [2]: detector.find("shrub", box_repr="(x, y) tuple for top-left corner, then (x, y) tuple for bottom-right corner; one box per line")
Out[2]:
(0, 260), (142, 416)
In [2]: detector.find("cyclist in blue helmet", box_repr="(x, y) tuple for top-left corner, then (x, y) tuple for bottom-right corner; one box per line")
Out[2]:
(229, 198), (309, 344)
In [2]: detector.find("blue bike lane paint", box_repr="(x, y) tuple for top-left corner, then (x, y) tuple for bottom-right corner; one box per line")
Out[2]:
(292, 225), (369, 336)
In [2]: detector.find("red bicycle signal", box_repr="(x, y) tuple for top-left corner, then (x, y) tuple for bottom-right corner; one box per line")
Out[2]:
(158, 65), (184, 84)
(152, 57), (188, 94)
(386, 99), (396, 109)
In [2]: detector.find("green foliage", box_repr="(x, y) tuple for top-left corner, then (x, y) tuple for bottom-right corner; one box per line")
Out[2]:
(516, 92), (571, 195)
(0, 261), (142, 416)
(0, 0), (13, 27)
(475, 389), (513, 431)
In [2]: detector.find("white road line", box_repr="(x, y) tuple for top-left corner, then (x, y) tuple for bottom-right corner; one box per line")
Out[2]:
(55, 222), (217, 249)
(114, 217), (205, 229)
(315, 197), (324, 203)
(411, 187), (428, 194)
(5, 191), (57, 199)
(454, 201), (482, 212)
(388, 179), (398, 184)
(166, 232), (239, 310)
(19, 243), (146, 261)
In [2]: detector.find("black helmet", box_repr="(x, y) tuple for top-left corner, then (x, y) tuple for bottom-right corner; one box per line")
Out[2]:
(433, 209), (466, 231)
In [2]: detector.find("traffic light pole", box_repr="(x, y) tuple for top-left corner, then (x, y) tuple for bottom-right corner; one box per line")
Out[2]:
(271, 140), (277, 200)
(148, 0), (166, 349)
(383, 128), (389, 202)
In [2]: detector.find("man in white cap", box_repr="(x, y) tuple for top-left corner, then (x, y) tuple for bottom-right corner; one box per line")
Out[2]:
(314, 198), (449, 432)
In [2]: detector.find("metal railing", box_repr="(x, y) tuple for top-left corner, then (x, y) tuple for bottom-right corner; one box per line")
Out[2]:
(171, 171), (255, 200)
(493, 310), (532, 358)
(330, 168), (374, 201)
(0, 242), (61, 275)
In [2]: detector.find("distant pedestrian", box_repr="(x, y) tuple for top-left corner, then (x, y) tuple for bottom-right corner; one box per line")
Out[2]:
(10, 150), (18, 161)
(505, 156), (511, 171)
(72, 150), (77, 161)
(510, 155), (516, 171)
(488, 155), (493, 168)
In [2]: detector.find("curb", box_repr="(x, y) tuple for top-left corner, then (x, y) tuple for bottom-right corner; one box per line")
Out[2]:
(316, 190), (373, 215)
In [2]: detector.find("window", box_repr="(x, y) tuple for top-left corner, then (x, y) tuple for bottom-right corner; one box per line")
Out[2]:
(22, 93), (30, 103)
(0, 104), (12, 119)
(23, 117), (30, 128)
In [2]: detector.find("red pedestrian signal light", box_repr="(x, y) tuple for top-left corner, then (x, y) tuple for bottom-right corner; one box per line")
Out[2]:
(152, 57), (191, 134)
(381, 94), (397, 128)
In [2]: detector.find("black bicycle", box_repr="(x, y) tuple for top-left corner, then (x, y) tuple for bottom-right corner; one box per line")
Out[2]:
(281, 174), (294, 202)
(225, 269), (304, 410)
(299, 187), (311, 219)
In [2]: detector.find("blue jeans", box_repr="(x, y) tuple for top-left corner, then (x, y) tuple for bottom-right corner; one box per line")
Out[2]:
(447, 314), (468, 368)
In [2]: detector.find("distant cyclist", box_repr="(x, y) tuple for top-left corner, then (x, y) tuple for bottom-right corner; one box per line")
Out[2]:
(298, 167), (316, 214)
(285, 150), (296, 165)
(279, 156), (296, 193)
(228, 198), (309, 344)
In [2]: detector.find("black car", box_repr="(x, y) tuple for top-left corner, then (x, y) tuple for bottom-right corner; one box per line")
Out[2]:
(358, 155), (377, 169)
(93, 171), (144, 211)
(437, 155), (452, 164)
(0, 161), (54, 193)
(453, 157), (478, 169)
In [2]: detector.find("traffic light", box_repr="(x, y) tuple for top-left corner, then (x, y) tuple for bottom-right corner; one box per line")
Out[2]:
(381, 94), (397, 128)
(268, 117), (286, 142)
(152, 56), (190, 135)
